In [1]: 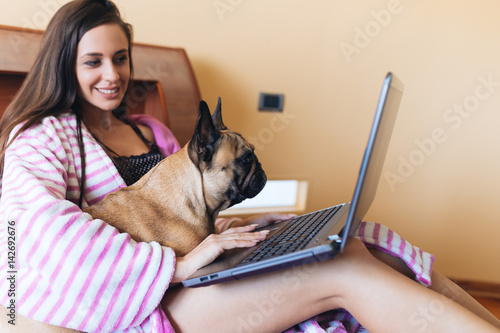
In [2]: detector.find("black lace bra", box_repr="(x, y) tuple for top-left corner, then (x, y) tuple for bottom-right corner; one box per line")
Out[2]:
(112, 146), (163, 186)
(92, 118), (164, 186)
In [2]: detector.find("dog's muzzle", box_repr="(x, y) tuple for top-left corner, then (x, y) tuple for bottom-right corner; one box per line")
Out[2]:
(229, 161), (267, 206)
(244, 166), (267, 198)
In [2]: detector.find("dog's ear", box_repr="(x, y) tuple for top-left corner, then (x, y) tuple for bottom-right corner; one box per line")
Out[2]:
(188, 100), (221, 165)
(212, 97), (227, 131)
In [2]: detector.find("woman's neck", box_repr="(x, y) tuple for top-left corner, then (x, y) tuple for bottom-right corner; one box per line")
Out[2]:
(81, 102), (122, 132)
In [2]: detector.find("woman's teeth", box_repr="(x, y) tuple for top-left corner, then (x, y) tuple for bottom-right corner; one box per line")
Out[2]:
(97, 88), (118, 94)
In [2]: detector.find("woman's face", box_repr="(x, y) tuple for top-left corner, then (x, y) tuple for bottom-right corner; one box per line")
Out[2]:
(75, 23), (130, 114)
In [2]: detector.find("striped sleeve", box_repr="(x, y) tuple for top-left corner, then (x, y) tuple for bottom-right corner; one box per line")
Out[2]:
(0, 117), (176, 332)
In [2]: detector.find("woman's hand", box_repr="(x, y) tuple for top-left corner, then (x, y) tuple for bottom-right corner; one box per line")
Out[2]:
(231, 213), (296, 229)
(172, 224), (269, 283)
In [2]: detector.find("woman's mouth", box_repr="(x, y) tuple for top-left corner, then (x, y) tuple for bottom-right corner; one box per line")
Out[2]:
(96, 87), (119, 95)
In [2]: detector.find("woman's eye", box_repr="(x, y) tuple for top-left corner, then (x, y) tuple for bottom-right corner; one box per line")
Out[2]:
(114, 56), (128, 64)
(85, 60), (100, 67)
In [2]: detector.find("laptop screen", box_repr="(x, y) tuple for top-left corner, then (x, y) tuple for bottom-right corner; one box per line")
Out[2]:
(340, 73), (404, 251)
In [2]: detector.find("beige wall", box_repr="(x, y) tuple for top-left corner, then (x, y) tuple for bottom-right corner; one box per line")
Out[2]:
(3, 0), (499, 283)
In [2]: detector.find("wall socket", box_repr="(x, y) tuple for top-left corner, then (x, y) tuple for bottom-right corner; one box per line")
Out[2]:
(258, 92), (284, 112)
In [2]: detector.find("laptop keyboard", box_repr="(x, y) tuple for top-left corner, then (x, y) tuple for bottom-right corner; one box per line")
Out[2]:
(237, 205), (342, 267)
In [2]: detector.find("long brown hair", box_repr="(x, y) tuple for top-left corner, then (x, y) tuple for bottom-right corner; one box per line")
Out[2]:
(0, 0), (134, 206)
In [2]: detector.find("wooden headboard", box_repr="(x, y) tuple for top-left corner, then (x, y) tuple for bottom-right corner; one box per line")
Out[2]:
(0, 25), (200, 146)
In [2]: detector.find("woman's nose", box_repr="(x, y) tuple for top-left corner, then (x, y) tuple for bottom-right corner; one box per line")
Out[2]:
(102, 61), (119, 82)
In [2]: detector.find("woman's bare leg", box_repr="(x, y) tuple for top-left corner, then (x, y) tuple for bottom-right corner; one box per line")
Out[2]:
(368, 246), (500, 329)
(163, 259), (345, 333)
(428, 271), (500, 329)
(342, 241), (499, 333)
(163, 238), (500, 333)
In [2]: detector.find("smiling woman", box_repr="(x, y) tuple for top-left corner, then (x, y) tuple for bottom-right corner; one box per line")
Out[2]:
(0, 1), (184, 331)
(1, 1), (500, 333)
(0, 0), (136, 207)
(75, 24), (130, 117)
(73, 22), (158, 160)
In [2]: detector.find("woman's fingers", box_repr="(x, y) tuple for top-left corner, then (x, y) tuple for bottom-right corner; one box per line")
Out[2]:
(205, 229), (269, 249)
(241, 213), (295, 228)
(176, 229), (270, 281)
(222, 224), (259, 234)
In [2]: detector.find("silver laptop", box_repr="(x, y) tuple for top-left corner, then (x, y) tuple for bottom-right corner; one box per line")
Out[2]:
(183, 72), (404, 287)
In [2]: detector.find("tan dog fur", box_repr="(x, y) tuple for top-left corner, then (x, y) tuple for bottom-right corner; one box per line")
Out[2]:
(83, 99), (266, 256)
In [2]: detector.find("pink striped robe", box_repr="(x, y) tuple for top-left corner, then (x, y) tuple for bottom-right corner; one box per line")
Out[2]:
(0, 113), (180, 332)
(0, 113), (435, 332)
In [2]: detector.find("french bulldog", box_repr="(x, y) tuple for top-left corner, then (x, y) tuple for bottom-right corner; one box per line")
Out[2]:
(84, 98), (267, 256)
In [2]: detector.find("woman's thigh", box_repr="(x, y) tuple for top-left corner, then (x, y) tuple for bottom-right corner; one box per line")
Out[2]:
(161, 239), (381, 333)
(163, 261), (344, 333)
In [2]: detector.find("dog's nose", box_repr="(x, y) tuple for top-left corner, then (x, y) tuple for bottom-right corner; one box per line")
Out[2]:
(246, 169), (267, 198)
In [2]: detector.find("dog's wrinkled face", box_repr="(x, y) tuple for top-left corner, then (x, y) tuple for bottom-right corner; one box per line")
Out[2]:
(188, 98), (267, 217)
(209, 130), (266, 206)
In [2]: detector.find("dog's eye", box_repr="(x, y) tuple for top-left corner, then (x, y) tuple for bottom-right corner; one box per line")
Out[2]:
(240, 152), (254, 165)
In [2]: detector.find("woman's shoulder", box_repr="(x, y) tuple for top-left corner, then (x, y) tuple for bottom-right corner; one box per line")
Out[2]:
(14, 112), (76, 132)
(11, 112), (78, 144)
(39, 112), (78, 130)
